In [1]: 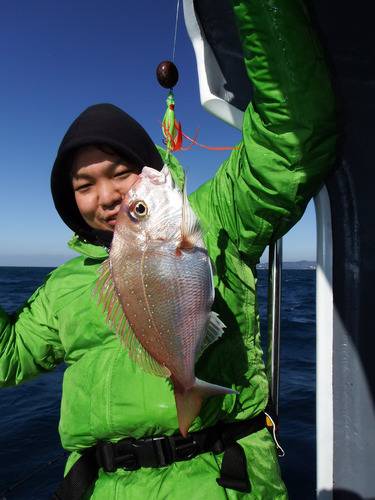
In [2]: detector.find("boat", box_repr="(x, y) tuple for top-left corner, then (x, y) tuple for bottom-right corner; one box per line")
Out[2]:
(183, 1), (375, 498)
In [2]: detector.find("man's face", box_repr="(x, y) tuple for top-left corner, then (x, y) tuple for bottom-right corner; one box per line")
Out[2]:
(71, 146), (140, 232)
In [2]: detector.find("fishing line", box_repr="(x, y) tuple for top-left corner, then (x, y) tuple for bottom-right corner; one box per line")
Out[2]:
(172, 0), (181, 61)
(159, 0), (238, 153)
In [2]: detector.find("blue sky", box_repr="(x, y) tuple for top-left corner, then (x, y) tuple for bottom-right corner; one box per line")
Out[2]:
(0, 0), (316, 266)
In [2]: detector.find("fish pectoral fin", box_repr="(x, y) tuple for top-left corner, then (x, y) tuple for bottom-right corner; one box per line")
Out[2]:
(195, 311), (226, 361)
(175, 379), (237, 437)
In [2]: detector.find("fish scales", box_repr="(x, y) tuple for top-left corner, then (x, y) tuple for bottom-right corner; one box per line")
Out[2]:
(111, 241), (212, 387)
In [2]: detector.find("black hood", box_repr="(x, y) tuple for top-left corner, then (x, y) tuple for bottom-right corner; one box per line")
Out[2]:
(51, 103), (163, 245)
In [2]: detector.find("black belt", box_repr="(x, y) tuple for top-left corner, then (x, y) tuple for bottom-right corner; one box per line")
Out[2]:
(52, 412), (267, 500)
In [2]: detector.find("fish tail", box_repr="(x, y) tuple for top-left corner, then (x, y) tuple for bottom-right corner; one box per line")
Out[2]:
(174, 378), (238, 437)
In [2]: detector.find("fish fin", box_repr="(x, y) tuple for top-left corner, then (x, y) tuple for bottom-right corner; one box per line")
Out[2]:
(195, 311), (226, 361)
(123, 328), (171, 378)
(179, 174), (202, 249)
(95, 258), (111, 295)
(95, 260), (171, 378)
(175, 379), (237, 437)
(95, 259), (129, 339)
(95, 259), (120, 326)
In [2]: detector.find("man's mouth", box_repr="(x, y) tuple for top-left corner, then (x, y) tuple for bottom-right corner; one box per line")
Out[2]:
(103, 212), (119, 227)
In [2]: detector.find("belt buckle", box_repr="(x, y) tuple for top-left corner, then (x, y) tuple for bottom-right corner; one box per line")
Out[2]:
(113, 439), (140, 471)
(118, 450), (140, 471)
(151, 436), (171, 467)
(169, 435), (199, 462)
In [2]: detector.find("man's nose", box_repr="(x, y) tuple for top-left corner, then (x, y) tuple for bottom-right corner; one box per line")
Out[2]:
(98, 181), (122, 208)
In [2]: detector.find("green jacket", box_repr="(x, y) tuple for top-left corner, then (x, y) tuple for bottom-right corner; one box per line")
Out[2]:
(0, 1), (336, 498)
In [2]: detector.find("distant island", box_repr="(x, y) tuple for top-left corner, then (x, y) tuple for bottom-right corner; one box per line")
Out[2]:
(257, 260), (316, 270)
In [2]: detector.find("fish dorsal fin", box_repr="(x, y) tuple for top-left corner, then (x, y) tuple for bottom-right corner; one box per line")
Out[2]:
(195, 311), (226, 361)
(179, 175), (202, 250)
(95, 259), (171, 378)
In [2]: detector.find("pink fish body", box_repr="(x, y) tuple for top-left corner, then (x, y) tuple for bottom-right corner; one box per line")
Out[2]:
(97, 166), (236, 436)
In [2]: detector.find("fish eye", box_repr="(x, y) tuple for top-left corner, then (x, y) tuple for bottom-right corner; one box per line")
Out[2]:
(131, 200), (148, 218)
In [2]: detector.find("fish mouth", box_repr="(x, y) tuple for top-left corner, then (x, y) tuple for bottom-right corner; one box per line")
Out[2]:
(124, 203), (139, 223)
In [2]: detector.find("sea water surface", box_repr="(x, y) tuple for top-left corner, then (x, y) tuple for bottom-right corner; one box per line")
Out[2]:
(0, 267), (316, 499)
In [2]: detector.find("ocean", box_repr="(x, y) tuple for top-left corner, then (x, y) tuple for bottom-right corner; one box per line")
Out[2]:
(0, 267), (316, 499)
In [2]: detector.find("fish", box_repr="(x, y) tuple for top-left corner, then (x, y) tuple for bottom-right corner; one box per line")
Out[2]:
(96, 165), (236, 436)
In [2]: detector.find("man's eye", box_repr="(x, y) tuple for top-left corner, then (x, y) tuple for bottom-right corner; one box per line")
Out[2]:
(114, 171), (129, 178)
(75, 183), (91, 192)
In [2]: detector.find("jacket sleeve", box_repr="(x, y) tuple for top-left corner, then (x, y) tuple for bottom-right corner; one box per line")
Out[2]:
(0, 278), (64, 387)
(189, 0), (336, 264)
